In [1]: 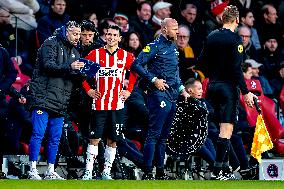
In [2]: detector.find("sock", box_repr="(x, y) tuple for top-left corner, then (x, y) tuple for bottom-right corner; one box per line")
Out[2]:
(86, 144), (98, 172)
(47, 163), (54, 173)
(213, 137), (230, 175)
(156, 167), (164, 176)
(30, 161), (37, 171)
(222, 144), (230, 172)
(103, 145), (116, 174)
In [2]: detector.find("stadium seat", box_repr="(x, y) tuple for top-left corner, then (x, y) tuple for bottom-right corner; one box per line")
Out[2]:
(240, 79), (284, 154)
(280, 86), (284, 115)
(19, 142), (44, 155)
(11, 58), (30, 91)
(201, 78), (209, 98)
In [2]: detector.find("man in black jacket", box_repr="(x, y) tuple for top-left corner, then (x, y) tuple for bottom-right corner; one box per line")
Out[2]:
(28, 21), (84, 180)
(0, 45), (17, 179)
(203, 5), (256, 180)
(129, 1), (154, 47)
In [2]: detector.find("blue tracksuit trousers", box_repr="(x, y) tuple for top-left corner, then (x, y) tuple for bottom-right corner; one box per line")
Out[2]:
(29, 109), (64, 164)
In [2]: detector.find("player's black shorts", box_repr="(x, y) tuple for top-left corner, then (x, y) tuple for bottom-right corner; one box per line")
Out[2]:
(206, 82), (239, 125)
(90, 109), (124, 141)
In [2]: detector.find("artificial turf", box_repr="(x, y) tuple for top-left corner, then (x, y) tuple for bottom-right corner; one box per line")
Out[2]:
(0, 180), (283, 189)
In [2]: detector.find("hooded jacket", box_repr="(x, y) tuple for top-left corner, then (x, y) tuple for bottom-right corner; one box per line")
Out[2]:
(30, 26), (80, 115)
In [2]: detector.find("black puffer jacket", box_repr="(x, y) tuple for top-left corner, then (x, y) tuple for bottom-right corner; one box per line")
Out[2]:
(30, 26), (80, 116)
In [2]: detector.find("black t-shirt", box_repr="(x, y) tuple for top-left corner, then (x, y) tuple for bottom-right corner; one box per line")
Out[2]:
(203, 28), (249, 95)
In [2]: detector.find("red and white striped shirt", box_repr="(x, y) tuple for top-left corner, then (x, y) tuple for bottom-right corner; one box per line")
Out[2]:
(82, 47), (137, 110)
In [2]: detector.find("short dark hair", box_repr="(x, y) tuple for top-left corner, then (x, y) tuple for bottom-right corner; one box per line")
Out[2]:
(98, 18), (113, 36)
(180, 3), (197, 12)
(241, 62), (252, 73)
(81, 20), (97, 32)
(106, 25), (122, 36)
(240, 8), (253, 19)
(50, 0), (66, 6)
(137, 1), (151, 11)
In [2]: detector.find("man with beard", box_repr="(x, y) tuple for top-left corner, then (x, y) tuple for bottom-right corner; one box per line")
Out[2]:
(28, 21), (84, 180)
(131, 18), (190, 180)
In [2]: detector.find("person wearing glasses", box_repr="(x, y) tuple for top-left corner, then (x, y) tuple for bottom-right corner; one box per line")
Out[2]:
(237, 25), (260, 61)
(176, 24), (204, 83)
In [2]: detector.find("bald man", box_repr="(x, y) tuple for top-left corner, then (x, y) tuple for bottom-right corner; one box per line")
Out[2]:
(131, 18), (190, 180)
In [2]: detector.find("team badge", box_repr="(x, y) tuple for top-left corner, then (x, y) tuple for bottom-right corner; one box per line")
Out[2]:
(9, 34), (15, 41)
(238, 44), (243, 53)
(160, 101), (166, 108)
(37, 110), (43, 115)
(143, 45), (150, 53)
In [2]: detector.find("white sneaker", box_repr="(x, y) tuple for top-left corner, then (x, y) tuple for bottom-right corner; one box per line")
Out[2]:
(28, 169), (42, 180)
(101, 171), (113, 180)
(81, 170), (93, 180)
(44, 171), (65, 180)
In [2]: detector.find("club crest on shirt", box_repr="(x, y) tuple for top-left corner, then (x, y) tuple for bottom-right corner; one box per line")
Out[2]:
(117, 60), (124, 68)
(37, 110), (43, 115)
(160, 101), (166, 108)
(237, 44), (243, 53)
(143, 45), (150, 53)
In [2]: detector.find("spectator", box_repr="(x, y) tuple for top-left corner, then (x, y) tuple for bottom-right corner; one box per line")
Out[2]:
(245, 59), (273, 97)
(151, 1), (172, 31)
(96, 18), (115, 47)
(0, 44), (17, 179)
(237, 25), (260, 61)
(35, 0), (51, 20)
(270, 62), (284, 100)
(0, 0), (39, 31)
(239, 8), (261, 50)
(261, 34), (284, 81)
(256, 4), (283, 47)
(27, 21), (84, 180)
(128, 1), (154, 47)
(204, 0), (228, 35)
(0, 8), (35, 77)
(123, 31), (142, 57)
(176, 25), (197, 83)
(83, 12), (98, 27)
(241, 61), (253, 80)
(113, 13), (129, 34)
(178, 3), (206, 57)
(37, 0), (69, 45)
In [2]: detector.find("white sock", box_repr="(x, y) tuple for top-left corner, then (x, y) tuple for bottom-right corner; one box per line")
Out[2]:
(86, 144), (98, 171)
(47, 163), (54, 173)
(30, 161), (37, 171)
(103, 145), (116, 174)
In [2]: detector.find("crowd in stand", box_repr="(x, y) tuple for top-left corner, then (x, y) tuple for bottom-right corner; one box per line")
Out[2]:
(0, 0), (284, 180)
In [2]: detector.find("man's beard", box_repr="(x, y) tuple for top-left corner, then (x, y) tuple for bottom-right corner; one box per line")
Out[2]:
(167, 35), (176, 42)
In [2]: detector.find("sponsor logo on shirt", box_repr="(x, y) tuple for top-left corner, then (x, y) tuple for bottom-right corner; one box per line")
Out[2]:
(98, 67), (123, 77)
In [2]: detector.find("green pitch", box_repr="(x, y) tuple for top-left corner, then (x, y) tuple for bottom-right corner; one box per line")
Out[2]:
(0, 180), (283, 189)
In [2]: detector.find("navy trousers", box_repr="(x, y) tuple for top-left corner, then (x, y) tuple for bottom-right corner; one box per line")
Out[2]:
(143, 93), (176, 172)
